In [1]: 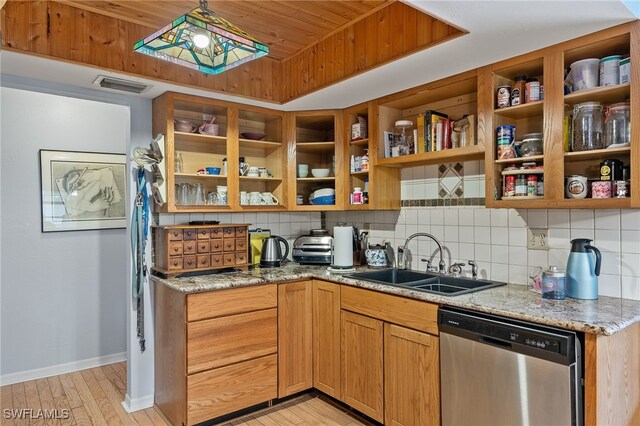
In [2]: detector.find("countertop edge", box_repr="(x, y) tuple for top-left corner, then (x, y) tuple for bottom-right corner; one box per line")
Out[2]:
(151, 270), (638, 336)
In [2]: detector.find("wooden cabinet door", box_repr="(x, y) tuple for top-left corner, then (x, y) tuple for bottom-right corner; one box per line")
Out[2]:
(312, 280), (341, 399)
(341, 310), (384, 422)
(278, 281), (313, 397)
(384, 323), (440, 426)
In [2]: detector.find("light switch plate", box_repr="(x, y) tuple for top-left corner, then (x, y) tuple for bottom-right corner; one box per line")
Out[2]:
(528, 228), (549, 250)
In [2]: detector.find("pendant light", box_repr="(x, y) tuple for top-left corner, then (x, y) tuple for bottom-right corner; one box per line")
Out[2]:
(133, 0), (269, 75)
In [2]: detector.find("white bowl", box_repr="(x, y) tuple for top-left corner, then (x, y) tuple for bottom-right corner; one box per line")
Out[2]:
(311, 168), (331, 178)
(313, 188), (335, 198)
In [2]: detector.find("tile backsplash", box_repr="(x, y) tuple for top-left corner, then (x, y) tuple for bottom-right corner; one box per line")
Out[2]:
(326, 160), (640, 301)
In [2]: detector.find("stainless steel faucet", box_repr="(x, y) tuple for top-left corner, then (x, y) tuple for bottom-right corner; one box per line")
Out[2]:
(398, 233), (446, 273)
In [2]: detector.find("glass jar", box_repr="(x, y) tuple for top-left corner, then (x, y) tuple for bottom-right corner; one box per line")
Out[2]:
(572, 102), (603, 151)
(604, 102), (631, 147)
(541, 265), (566, 300)
(394, 120), (415, 156)
(520, 132), (543, 157)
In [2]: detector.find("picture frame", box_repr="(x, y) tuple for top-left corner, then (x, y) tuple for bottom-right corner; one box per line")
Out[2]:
(39, 149), (127, 232)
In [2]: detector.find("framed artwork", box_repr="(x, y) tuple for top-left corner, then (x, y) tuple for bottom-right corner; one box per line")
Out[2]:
(39, 150), (127, 232)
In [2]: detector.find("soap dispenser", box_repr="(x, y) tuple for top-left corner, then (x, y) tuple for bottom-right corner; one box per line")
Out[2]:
(566, 238), (601, 300)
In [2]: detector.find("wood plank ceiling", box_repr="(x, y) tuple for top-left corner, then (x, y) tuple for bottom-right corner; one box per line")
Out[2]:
(1, 0), (465, 103)
(56, 0), (390, 60)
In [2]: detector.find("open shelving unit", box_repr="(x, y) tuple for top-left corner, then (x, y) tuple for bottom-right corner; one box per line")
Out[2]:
(376, 72), (484, 168)
(486, 23), (637, 208)
(289, 111), (343, 210)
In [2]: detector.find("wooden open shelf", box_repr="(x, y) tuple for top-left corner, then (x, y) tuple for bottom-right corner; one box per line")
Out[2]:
(350, 170), (370, 176)
(501, 169), (544, 176)
(174, 173), (227, 180)
(296, 142), (336, 152)
(564, 146), (631, 162)
(495, 155), (544, 164)
(564, 83), (631, 106)
(239, 176), (282, 182)
(174, 132), (227, 144)
(297, 177), (336, 182)
(377, 144), (485, 167)
(238, 138), (282, 150)
(494, 101), (543, 120)
(350, 138), (369, 146)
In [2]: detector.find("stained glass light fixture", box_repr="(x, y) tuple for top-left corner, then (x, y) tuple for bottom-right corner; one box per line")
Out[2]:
(133, 0), (269, 75)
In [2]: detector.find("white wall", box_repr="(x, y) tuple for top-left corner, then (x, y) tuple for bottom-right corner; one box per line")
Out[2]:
(326, 160), (640, 300)
(0, 77), (154, 409)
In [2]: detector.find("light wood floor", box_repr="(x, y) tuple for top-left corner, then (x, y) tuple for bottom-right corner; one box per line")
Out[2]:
(1, 363), (371, 426)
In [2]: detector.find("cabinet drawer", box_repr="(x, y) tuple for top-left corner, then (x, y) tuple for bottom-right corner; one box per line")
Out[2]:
(210, 239), (223, 253)
(168, 242), (183, 256)
(223, 253), (236, 266)
(197, 241), (210, 254)
(197, 255), (210, 268)
(197, 228), (209, 239)
(235, 252), (247, 265)
(187, 308), (277, 374)
(168, 229), (183, 241)
(235, 238), (247, 251)
(187, 355), (277, 425)
(187, 284), (277, 321)
(210, 228), (223, 239)
(341, 286), (439, 335)
(183, 256), (197, 270)
(184, 229), (197, 240)
(223, 239), (235, 252)
(210, 254), (223, 268)
(235, 227), (247, 237)
(223, 227), (236, 238)
(168, 257), (183, 270)
(183, 241), (196, 254)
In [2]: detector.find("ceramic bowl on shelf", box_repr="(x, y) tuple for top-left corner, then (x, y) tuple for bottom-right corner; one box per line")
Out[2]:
(174, 119), (196, 132)
(311, 168), (331, 178)
(240, 132), (266, 140)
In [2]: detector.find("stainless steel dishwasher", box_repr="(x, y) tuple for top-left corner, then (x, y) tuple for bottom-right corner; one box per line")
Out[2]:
(439, 307), (583, 426)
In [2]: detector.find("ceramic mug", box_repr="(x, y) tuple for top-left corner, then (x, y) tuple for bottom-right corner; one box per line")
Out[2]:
(239, 163), (250, 176)
(261, 192), (279, 205)
(297, 164), (309, 178)
(249, 191), (263, 205)
(246, 166), (260, 177)
(239, 191), (249, 205)
(565, 175), (588, 199)
(259, 167), (269, 178)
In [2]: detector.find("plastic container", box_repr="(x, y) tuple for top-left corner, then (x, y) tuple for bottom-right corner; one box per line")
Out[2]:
(620, 57), (631, 84)
(604, 102), (631, 147)
(570, 58), (600, 91)
(599, 55), (622, 86)
(542, 266), (566, 300)
(572, 102), (603, 151)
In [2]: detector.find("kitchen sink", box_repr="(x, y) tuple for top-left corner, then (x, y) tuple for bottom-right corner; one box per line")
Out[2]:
(346, 269), (506, 296)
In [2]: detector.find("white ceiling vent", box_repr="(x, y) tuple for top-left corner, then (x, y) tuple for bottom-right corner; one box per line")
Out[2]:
(92, 75), (150, 94)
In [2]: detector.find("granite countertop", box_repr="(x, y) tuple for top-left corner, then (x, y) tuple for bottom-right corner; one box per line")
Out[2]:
(151, 263), (640, 336)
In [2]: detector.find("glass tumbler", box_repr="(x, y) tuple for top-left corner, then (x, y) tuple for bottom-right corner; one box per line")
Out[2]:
(192, 183), (205, 205)
(178, 183), (191, 205)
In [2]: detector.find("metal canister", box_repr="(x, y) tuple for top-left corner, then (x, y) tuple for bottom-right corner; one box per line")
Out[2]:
(496, 86), (511, 108)
(542, 266), (566, 300)
(600, 159), (623, 181)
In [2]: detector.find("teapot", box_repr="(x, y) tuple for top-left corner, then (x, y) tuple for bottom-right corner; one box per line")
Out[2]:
(365, 243), (391, 268)
(198, 116), (219, 136)
(174, 119), (196, 133)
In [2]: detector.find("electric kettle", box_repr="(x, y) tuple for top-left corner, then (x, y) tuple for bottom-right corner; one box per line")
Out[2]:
(566, 238), (601, 299)
(260, 236), (289, 267)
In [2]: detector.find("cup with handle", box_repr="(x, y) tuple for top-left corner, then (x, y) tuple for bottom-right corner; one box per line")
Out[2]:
(240, 191), (249, 205)
(261, 192), (279, 205)
(249, 191), (263, 205)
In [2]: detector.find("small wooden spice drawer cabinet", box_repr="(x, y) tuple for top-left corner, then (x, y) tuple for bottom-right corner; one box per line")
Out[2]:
(152, 224), (250, 277)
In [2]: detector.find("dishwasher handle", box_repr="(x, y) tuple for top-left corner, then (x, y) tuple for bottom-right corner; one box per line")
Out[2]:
(478, 335), (512, 350)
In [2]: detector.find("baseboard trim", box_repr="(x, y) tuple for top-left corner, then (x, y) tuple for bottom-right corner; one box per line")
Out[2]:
(0, 352), (126, 386)
(122, 393), (154, 413)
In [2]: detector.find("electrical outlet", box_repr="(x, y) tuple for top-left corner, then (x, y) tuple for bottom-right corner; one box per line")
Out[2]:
(528, 228), (549, 250)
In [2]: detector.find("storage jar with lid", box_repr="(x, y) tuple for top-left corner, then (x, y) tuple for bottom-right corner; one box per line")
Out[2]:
(393, 120), (414, 156)
(604, 102), (630, 147)
(572, 102), (603, 151)
(542, 265), (566, 300)
(520, 132), (543, 157)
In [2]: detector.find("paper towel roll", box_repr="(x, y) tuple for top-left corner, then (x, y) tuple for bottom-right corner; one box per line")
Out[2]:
(332, 226), (353, 268)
